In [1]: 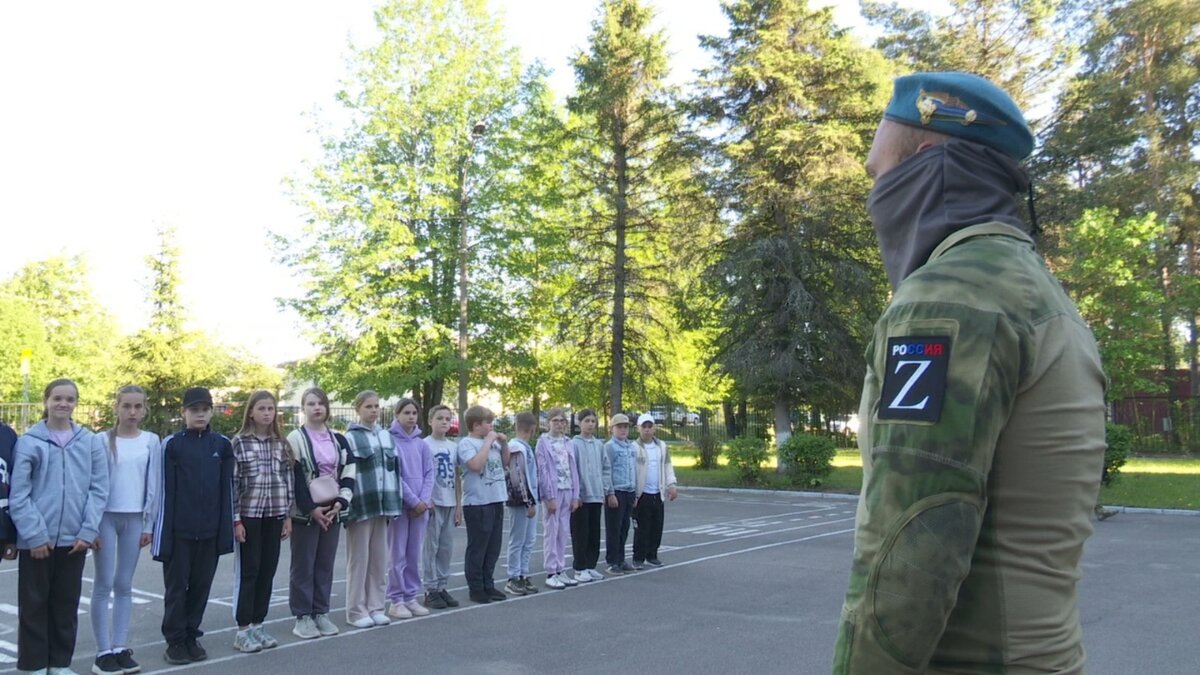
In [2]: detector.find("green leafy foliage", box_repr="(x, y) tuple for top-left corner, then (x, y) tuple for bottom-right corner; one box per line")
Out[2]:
(694, 434), (722, 470)
(280, 0), (561, 410)
(1103, 421), (1132, 486)
(725, 435), (770, 484)
(778, 431), (836, 487)
(0, 256), (123, 407)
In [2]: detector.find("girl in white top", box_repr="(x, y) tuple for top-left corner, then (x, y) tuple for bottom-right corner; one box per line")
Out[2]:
(90, 385), (162, 675)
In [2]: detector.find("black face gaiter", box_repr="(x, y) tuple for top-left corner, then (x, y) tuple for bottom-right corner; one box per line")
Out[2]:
(867, 138), (1031, 290)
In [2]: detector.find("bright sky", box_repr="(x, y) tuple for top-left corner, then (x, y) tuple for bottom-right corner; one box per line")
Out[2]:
(0, 0), (897, 366)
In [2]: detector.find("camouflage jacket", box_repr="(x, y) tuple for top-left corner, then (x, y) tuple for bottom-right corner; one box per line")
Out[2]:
(833, 223), (1106, 674)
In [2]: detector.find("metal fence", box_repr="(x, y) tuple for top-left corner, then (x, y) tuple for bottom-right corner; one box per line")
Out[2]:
(0, 401), (855, 447)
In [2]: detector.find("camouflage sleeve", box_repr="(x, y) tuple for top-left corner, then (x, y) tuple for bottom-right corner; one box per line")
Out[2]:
(833, 300), (1023, 674)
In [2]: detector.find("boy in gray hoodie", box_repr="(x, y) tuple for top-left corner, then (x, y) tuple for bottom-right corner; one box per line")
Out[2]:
(570, 409), (606, 582)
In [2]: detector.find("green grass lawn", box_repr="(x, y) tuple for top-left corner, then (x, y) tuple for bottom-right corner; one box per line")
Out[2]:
(673, 447), (1200, 510)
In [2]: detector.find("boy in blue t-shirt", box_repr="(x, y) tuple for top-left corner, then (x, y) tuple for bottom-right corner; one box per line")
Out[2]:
(422, 405), (462, 609)
(456, 405), (509, 604)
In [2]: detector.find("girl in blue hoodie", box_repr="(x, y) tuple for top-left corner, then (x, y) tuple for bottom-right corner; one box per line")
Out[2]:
(9, 378), (109, 674)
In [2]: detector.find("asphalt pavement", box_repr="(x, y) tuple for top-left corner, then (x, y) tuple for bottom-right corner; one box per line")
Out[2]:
(0, 490), (1193, 674)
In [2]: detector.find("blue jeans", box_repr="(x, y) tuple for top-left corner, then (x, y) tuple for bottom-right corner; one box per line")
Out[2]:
(506, 505), (538, 578)
(91, 512), (144, 653)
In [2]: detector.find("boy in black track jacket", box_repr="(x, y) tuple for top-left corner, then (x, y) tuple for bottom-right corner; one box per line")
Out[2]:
(151, 388), (235, 665)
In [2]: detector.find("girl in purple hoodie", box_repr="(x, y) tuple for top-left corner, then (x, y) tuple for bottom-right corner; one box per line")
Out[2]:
(387, 399), (434, 618)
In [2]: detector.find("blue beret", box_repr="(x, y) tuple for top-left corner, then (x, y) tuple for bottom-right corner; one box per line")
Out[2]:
(884, 72), (1034, 161)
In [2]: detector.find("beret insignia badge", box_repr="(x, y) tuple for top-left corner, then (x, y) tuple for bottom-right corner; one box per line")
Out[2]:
(916, 90), (1005, 127)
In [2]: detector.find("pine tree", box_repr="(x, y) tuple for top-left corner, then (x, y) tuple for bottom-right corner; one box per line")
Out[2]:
(692, 0), (891, 454)
(564, 0), (717, 414)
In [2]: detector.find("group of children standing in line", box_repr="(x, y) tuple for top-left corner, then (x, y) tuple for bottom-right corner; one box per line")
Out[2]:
(0, 379), (678, 675)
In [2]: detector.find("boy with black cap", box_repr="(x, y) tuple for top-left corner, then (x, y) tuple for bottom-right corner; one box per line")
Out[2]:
(152, 387), (236, 665)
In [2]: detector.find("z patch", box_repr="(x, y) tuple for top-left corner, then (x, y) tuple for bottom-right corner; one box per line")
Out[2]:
(878, 336), (951, 423)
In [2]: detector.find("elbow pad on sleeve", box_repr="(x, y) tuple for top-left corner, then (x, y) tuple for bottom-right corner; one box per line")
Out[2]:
(868, 494), (983, 667)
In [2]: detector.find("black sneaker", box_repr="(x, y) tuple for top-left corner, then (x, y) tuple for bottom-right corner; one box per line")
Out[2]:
(468, 590), (491, 604)
(92, 653), (123, 674)
(647, 558), (663, 567)
(485, 587), (506, 601)
(631, 559), (645, 570)
(424, 590), (448, 610)
(114, 649), (141, 674)
(440, 589), (460, 607)
(163, 643), (190, 665)
(185, 639), (207, 662)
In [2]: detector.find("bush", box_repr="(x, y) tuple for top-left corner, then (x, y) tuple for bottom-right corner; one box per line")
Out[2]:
(726, 436), (769, 485)
(779, 432), (836, 487)
(695, 434), (721, 470)
(1103, 422), (1132, 485)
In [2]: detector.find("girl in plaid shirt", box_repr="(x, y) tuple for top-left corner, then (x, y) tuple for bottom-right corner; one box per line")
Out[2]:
(231, 390), (294, 653)
(343, 390), (402, 628)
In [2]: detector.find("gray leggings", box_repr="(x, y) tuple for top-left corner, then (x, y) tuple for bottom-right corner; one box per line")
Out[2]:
(91, 512), (144, 653)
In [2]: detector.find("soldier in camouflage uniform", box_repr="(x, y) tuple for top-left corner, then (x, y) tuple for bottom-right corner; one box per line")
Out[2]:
(833, 73), (1107, 674)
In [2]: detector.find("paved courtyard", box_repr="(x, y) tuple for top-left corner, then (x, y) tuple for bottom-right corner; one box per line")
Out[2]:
(0, 490), (1194, 674)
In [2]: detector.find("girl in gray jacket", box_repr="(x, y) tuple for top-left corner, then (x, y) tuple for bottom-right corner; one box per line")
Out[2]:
(10, 378), (109, 673)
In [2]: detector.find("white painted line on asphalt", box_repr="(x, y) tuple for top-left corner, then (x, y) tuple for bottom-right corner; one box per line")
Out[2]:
(0, 510), (856, 674)
(142, 524), (857, 674)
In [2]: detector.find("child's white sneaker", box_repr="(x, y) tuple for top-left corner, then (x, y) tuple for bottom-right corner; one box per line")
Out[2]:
(404, 600), (430, 617)
(573, 569), (592, 583)
(370, 612), (391, 626)
(292, 616), (320, 640)
(233, 629), (263, 653)
(545, 573), (566, 589)
(348, 616), (375, 629)
(313, 614), (339, 636)
(387, 602), (412, 620)
(587, 568), (605, 581)
(562, 571), (579, 586)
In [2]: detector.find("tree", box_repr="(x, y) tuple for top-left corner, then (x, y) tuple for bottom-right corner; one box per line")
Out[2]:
(1040, 0), (1200, 449)
(0, 296), (51, 405)
(861, 0), (1072, 109)
(1053, 209), (1168, 398)
(123, 227), (231, 434)
(0, 255), (123, 408)
(691, 0), (890, 458)
(281, 0), (560, 410)
(564, 0), (717, 415)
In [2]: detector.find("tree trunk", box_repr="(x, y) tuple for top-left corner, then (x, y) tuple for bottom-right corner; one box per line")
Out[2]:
(773, 395), (792, 472)
(457, 163), (470, 421)
(722, 400), (737, 438)
(1160, 263), (1181, 452)
(609, 119), (629, 416)
(737, 398), (748, 438)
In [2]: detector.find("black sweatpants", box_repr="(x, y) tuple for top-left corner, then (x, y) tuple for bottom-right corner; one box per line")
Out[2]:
(18, 547), (86, 671)
(161, 537), (219, 646)
(571, 502), (603, 571)
(462, 502), (503, 593)
(235, 517), (284, 626)
(605, 490), (636, 565)
(632, 492), (665, 563)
